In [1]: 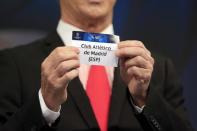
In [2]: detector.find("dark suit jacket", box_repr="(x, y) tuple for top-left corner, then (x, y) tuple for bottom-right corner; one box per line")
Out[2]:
(0, 32), (193, 131)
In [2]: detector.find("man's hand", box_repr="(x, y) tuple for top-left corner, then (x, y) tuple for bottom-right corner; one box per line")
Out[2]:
(116, 41), (154, 107)
(41, 46), (80, 112)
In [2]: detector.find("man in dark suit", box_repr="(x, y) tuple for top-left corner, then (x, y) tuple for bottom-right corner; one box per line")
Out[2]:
(0, 0), (193, 131)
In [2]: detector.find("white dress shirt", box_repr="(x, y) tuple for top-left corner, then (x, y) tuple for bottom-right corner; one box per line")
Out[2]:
(39, 20), (144, 125)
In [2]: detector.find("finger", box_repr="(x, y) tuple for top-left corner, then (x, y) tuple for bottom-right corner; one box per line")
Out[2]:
(117, 40), (152, 57)
(44, 47), (80, 70)
(55, 59), (80, 77)
(59, 69), (79, 85)
(116, 46), (152, 62)
(127, 66), (152, 80)
(52, 47), (79, 67)
(43, 71), (61, 89)
(124, 56), (153, 70)
(118, 40), (145, 49)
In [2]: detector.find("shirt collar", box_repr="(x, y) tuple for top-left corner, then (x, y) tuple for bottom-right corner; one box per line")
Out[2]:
(57, 20), (114, 46)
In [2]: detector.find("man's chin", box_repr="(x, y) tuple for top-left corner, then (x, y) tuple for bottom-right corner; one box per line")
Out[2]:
(85, 12), (107, 20)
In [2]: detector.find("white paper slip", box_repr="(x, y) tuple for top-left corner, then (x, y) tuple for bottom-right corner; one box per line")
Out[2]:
(71, 31), (120, 67)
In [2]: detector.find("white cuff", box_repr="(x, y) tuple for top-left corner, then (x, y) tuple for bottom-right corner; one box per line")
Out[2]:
(130, 97), (145, 113)
(38, 89), (61, 125)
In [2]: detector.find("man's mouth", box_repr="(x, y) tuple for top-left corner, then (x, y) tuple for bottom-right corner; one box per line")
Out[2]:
(88, 0), (102, 4)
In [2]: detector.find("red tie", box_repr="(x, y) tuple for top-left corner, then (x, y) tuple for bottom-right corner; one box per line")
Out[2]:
(86, 65), (111, 131)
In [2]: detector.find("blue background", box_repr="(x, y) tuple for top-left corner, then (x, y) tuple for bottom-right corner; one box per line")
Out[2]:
(0, 0), (196, 130)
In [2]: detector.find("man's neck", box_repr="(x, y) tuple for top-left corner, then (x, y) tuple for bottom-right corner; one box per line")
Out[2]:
(61, 12), (113, 33)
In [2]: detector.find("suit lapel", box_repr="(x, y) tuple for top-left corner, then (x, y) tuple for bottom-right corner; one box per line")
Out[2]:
(108, 67), (127, 127)
(68, 77), (99, 129)
(108, 68), (144, 130)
